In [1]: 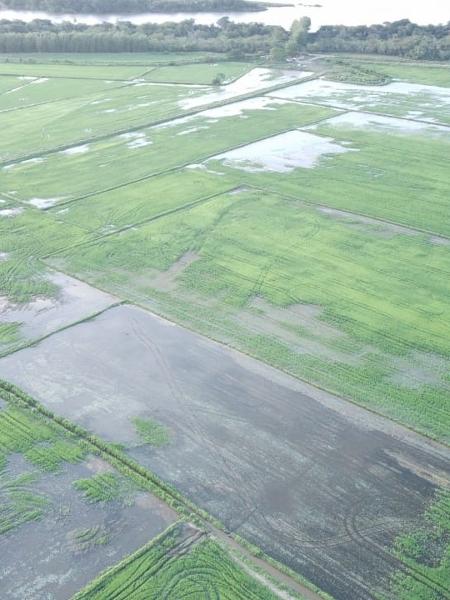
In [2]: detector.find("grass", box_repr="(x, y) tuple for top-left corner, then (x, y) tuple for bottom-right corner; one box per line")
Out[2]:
(391, 490), (450, 599)
(0, 62), (148, 80)
(0, 322), (21, 346)
(74, 472), (138, 504)
(50, 188), (450, 442)
(0, 77), (125, 112)
(0, 472), (49, 534)
(132, 417), (170, 447)
(72, 522), (283, 600)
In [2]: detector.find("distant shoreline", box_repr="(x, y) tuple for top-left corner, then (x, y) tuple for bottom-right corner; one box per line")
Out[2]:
(0, 0), (296, 15)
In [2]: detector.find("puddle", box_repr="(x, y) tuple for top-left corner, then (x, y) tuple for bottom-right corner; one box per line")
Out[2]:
(3, 157), (44, 171)
(0, 207), (23, 217)
(60, 144), (90, 156)
(211, 130), (354, 173)
(27, 197), (66, 209)
(308, 111), (450, 135)
(0, 252), (9, 262)
(179, 68), (312, 109)
(119, 131), (152, 149)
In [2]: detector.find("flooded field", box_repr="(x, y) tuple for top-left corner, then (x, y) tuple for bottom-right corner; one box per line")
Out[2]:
(270, 79), (450, 125)
(0, 271), (118, 354)
(0, 390), (176, 599)
(1, 304), (448, 599)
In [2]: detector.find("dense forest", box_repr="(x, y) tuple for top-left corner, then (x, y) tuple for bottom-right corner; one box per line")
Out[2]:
(0, 0), (267, 14)
(308, 20), (450, 60)
(0, 18), (448, 60)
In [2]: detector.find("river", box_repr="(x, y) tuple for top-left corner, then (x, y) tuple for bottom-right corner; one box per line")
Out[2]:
(0, 0), (448, 31)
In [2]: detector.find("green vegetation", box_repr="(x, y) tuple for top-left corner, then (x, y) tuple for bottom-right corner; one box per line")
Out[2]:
(73, 522), (282, 600)
(132, 417), (170, 447)
(329, 57), (450, 87)
(24, 439), (85, 471)
(324, 60), (391, 85)
(392, 490), (450, 599)
(74, 472), (138, 504)
(0, 322), (21, 346)
(0, 472), (49, 534)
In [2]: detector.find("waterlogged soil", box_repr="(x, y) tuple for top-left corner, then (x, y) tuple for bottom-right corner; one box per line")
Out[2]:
(270, 79), (450, 125)
(0, 271), (117, 353)
(1, 304), (449, 599)
(0, 453), (176, 600)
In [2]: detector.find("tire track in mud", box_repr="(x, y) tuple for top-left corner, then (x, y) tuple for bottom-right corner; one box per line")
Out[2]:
(343, 495), (450, 599)
(128, 314), (262, 529)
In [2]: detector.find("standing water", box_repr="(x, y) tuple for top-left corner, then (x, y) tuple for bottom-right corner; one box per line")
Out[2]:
(0, 0), (448, 30)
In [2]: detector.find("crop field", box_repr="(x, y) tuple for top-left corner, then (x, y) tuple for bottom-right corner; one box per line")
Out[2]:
(0, 55), (449, 599)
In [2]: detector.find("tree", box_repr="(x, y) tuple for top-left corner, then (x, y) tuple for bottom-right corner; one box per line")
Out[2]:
(286, 15), (311, 56)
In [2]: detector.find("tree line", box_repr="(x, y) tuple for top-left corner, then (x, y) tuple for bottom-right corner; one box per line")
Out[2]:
(0, 18), (448, 60)
(0, 0), (266, 14)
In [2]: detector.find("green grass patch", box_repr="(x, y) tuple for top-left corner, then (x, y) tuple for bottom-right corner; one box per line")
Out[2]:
(0, 322), (21, 346)
(74, 472), (138, 504)
(0, 472), (49, 534)
(391, 489), (450, 599)
(24, 440), (86, 472)
(132, 417), (169, 447)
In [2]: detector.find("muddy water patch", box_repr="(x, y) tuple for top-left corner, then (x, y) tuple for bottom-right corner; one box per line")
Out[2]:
(211, 130), (355, 173)
(0, 271), (117, 347)
(0, 456), (175, 600)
